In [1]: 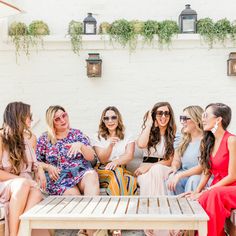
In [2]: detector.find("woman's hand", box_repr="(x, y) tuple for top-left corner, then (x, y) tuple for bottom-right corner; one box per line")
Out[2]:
(67, 142), (83, 156)
(167, 172), (181, 191)
(179, 191), (203, 201)
(105, 159), (120, 170)
(108, 137), (120, 146)
(37, 167), (47, 191)
(145, 110), (154, 127)
(134, 163), (152, 176)
(47, 164), (60, 181)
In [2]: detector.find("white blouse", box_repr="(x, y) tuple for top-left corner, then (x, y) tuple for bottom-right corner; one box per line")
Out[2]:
(142, 136), (165, 158)
(92, 132), (135, 162)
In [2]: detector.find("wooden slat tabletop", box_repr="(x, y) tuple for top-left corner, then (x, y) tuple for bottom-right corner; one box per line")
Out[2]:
(21, 196), (208, 221)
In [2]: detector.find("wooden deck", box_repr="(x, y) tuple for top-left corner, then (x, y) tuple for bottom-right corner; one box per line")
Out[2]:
(19, 196), (209, 236)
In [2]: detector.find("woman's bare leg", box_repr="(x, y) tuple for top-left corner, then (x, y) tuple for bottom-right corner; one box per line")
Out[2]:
(78, 170), (99, 196)
(9, 178), (31, 236)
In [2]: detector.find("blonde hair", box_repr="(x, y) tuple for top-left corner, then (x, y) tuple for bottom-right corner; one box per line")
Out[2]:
(98, 106), (125, 140)
(177, 105), (204, 157)
(45, 105), (66, 144)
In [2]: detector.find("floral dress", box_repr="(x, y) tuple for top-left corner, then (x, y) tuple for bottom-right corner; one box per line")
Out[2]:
(36, 128), (93, 195)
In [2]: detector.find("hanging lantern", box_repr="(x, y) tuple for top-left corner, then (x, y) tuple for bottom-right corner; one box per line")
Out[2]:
(86, 53), (102, 77)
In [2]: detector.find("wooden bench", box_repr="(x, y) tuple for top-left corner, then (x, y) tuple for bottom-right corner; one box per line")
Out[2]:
(19, 195), (208, 236)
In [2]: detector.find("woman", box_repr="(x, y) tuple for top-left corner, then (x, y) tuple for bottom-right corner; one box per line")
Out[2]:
(186, 103), (236, 236)
(167, 105), (204, 195)
(36, 105), (99, 196)
(135, 102), (176, 196)
(0, 102), (48, 236)
(93, 106), (137, 196)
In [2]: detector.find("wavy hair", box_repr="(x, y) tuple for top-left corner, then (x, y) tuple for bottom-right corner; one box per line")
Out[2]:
(142, 102), (176, 160)
(200, 103), (231, 173)
(98, 106), (125, 140)
(177, 105), (204, 157)
(45, 105), (66, 145)
(1, 102), (31, 175)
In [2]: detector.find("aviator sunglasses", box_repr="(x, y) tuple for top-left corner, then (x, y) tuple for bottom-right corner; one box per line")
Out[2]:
(156, 111), (170, 117)
(54, 112), (68, 123)
(103, 115), (118, 122)
(180, 115), (191, 122)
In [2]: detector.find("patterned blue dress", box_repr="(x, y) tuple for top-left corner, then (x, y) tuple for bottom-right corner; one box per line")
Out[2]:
(36, 128), (93, 195)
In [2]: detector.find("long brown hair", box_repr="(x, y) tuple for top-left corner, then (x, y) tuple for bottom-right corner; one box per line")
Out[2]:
(1, 102), (31, 175)
(177, 105), (204, 157)
(98, 106), (125, 140)
(200, 103), (231, 173)
(142, 102), (176, 160)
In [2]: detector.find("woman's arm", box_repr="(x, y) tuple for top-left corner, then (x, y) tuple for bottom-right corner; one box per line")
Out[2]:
(137, 111), (153, 148)
(195, 172), (211, 193)
(209, 136), (236, 189)
(105, 142), (134, 170)
(171, 150), (181, 171)
(158, 156), (173, 167)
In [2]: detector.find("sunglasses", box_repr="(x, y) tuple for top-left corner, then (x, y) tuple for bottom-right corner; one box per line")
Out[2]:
(156, 111), (170, 117)
(180, 115), (191, 122)
(30, 113), (33, 121)
(103, 115), (118, 122)
(54, 112), (68, 123)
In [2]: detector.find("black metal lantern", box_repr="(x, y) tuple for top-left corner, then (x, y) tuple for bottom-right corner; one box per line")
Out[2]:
(227, 53), (236, 76)
(86, 53), (102, 77)
(179, 4), (197, 33)
(83, 13), (97, 34)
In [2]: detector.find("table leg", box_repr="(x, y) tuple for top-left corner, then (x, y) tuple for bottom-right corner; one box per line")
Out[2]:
(18, 220), (31, 236)
(198, 221), (207, 236)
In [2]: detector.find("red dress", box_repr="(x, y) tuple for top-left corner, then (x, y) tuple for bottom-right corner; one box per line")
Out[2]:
(198, 131), (236, 236)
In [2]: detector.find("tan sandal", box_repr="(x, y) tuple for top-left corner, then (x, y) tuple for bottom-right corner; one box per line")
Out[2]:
(77, 230), (88, 236)
(111, 230), (122, 236)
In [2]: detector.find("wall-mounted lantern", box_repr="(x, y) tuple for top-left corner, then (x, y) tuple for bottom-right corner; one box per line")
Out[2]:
(179, 4), (197, 33)
(227, 52), (236, 76)
(83, 13), (97, 34)
(86, 53), (102, 77)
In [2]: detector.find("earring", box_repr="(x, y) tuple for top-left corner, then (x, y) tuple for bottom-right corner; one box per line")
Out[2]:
(211, 122), (219, 134)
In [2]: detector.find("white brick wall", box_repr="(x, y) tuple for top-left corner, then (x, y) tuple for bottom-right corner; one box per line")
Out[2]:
(0, 1), (236, 138)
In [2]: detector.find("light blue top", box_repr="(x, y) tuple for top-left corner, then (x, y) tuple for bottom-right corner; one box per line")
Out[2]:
(180, 139), (201, 171)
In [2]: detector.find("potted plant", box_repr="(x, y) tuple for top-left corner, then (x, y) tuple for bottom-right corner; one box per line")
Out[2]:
(68, 20), (83, 55)
(214, 18), (231, 44)
(109, 19), (136, 51)
(140, 20), (159, 45)
(130, 20), (144, 34)
(9, 21), (29, 59)
(230, 20), (236, 42)
(28, 20), (50, 48)
(197, 18), (216, 48)
(157, 20), (179, 46)
(99, 22), (111, 34)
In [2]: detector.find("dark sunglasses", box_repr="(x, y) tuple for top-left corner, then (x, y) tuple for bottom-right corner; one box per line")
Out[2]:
(180, 115), (191, 122)
(54, 112), (68, 123)
(156, 111), (170, 117)
(103, 115), (118, 122)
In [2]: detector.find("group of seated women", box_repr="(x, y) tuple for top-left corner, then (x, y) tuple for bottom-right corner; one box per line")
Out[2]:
(0, 101), (236, 236)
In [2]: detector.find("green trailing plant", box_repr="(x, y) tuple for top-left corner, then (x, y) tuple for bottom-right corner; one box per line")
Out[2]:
(157, 20), (179, 46)
(214, 18), (231, 43)
(68, 20), (83, 55)
(28, 20), (50, 49)
(230, 20), (236, 42)
(141, 20), (159, 44)
(197, 18), (215, 48)
(109, 19), (136, 51)
(9, 22), (30, 58)
(99, 22), (111, 34)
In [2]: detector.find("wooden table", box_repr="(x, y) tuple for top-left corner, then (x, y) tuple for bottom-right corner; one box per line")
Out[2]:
(19, 196), (209, 236)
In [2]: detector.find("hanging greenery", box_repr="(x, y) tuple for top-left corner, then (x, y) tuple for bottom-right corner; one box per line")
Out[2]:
(9, 22), (30, 59)
(197, 18), (215, 47)
(68, 20), (83, 55)
(214, 18), (231, 43)
(109, 19), (136, 51)
(140, 20), (159, 44)
(157, 20), (179, 46)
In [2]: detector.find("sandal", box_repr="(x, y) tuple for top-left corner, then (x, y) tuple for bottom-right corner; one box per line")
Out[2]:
(77, 230), (88, 236)
(111, 230), (122, 236)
